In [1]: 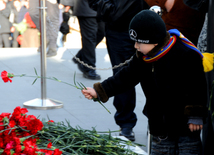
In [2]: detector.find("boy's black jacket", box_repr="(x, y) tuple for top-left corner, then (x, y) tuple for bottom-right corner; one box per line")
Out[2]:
(94, 34), (208, 137)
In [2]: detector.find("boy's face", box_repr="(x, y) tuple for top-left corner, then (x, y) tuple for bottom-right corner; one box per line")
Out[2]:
(134, 42), (158, 55)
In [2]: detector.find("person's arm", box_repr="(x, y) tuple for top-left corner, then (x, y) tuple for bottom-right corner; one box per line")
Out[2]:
(82, 54), (143, 103)
(183, 0), (209, 12)
(0, 3), (10, 18)
(88, 0), (144, 22)
(183, 49), (208, 132)
(64, 6), (70, 12)
(60, 0), (73, 7)
(87, 0), (117, 22)
(164, 0), (175, 12)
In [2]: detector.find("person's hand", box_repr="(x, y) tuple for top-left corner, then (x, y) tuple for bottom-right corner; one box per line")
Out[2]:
(64, 6), (71, 12)
(189, 123), (203, 132)
(10, 26), (15, 33)
(58, 4), (64, 9)
(164, 0), (175, 12)
(82, 87), (98, 100)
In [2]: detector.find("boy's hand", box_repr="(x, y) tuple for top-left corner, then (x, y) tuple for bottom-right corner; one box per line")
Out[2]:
(189, 123), (203, 132)
(82, 87), (98, 100)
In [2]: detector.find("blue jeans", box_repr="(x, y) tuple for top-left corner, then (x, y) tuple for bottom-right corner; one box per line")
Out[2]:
(151, 133), (202, 155)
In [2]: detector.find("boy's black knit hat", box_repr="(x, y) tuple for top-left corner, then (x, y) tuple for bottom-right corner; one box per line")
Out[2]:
(129, 10), (167, 44)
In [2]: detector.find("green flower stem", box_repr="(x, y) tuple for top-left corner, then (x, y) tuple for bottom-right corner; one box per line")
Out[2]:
(13, 71), (111, 114)
(94, 99), (111, 114)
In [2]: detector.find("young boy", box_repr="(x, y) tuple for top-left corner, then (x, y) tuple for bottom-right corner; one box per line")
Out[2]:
(82, 10), (208, 154)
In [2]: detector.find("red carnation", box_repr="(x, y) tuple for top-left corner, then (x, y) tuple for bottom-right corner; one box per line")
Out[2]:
(11, 106), (28, 121)
(0, 122), (5, 130)
(47, 120), (54, 124)
(1, 71), (14, 83)
(53, 149), (63, 155)
(47, 142), (52, 148)
(0, 138), (4, 148)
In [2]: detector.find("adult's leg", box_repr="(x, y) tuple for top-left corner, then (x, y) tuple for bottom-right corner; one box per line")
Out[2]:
(12, 29), (19, 47)
(2, 33), (11, 47)
(74, 17), (100, 80)
(106, 29), (137, 140)
(0, 34), (3, 47)
(77, 16), (97, 71)
(46, 1), (59, 57)
(96, 20), (105, 46)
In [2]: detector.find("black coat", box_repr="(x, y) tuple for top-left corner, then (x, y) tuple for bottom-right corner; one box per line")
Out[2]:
(72, 0), (96, 17)
(88, 0), (149, 32)
(60, 0), (74, 6)
(94, 34), (208, 137)
(183, 0), (209, 13)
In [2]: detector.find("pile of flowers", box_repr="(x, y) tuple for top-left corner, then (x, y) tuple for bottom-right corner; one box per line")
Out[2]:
(0, 106), (62, 155)
(0, 107), (141, 155)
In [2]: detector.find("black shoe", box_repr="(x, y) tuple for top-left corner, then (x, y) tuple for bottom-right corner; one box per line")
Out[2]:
(83, 70), (101, 80)
(78, 64), (101, 80)
(119, 128), (135, 141)
(47, 49), (57, 57)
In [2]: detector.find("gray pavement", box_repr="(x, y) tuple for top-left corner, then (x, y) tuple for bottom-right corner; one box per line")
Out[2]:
(0, 31), (148, 153)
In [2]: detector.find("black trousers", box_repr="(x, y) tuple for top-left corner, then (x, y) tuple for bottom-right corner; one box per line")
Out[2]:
(106, 28), (137, 129)
(12, 29), (19, 47)
(76, 17), (105, 72)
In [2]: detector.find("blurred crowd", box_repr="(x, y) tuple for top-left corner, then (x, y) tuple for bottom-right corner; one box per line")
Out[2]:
(0, 0), (71, 48)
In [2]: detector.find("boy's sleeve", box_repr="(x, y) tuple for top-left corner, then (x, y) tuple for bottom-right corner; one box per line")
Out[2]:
(93, 54), (142, 103)
(93, 82), (109, 103)
(183, 49), (208, 119)
(188, 117), (203, 125)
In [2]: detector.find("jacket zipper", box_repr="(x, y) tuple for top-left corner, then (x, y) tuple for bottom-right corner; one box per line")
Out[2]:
(152, 63), (154, 72)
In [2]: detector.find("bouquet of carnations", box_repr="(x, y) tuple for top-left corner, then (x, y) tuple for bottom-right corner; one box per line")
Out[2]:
(0, 106), (62, 155)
